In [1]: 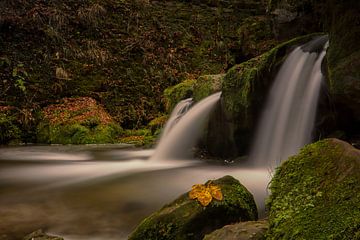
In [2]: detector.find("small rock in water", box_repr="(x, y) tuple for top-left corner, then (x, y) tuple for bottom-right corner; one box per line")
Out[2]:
(23, 229), (63, 240)
(203, 220), (268, 240)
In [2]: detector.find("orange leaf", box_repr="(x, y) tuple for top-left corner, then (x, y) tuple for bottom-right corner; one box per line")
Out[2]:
(209, 184), (223, 201)
(197, 191), (212, 207)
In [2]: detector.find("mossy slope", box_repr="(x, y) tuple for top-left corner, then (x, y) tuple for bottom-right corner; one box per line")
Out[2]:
(129, 175), (258, 240)
(267, 138), (360, 239)
(0, 0), (260, 129)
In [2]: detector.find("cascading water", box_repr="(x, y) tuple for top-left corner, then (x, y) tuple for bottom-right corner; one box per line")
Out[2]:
(151, 92), (221, 161)
(160, 98), (193, 138)
(249, 36), (329, 169)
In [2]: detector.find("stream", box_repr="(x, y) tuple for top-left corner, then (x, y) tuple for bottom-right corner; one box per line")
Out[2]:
(0, 144), (270, 240)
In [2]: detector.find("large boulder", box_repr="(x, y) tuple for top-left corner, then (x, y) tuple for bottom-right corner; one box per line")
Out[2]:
(267, 138), (360, 239)
(203, 220), (268, 240)
(128, 175), (258, 240)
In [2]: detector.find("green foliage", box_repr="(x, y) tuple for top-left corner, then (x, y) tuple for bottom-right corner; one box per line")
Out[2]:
(267, 139), (360, 239)
(0, 112), (21, 144)
(36, 97), (122, 144)
(148, 115), (168, 134)
(37, 122), (121, 144)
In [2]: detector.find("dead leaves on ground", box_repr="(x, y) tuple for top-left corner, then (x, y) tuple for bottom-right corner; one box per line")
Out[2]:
(189, 182), (223, 207)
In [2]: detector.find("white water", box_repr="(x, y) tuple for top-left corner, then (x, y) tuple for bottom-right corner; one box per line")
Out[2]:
(249, 38), (328, 169)
(161, 98), (193, 138)
(151, 92), (221, 160)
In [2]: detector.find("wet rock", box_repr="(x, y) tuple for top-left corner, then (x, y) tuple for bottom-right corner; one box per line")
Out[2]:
(267, 138), (360, 239)
(128, 175), (258, 240)
(23, 229), (63, 240)
(203, 220), (268, 240)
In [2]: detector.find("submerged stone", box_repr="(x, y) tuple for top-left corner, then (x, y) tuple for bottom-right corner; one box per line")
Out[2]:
(203, 220), (268, 240)
(267, 138), (360, 239)
(23, 229), (63, 240)
(128, 175), (258, 240)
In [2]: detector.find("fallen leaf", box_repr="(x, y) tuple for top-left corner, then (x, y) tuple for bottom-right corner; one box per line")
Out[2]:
(188, 182), (223, 206)
(209, 184), (223, 201)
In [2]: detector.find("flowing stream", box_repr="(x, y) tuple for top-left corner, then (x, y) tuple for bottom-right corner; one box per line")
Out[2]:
(0, 93), (270, 240)
(0, 37), (328, 239)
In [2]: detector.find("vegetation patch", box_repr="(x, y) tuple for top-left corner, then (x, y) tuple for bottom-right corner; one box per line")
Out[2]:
(37, 97), (121, 144)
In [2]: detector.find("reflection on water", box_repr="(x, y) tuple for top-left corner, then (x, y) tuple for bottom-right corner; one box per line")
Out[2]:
(0, 145), (271, 240)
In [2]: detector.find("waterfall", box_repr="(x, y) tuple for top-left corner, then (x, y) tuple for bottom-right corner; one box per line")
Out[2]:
(249, 36), (329, 168)
(161, 98), (193, 138)
(151, 92), (221, 161)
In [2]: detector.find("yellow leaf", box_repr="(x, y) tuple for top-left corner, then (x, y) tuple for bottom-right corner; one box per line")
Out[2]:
(189, 184), (206, 199)
(188, 183), (223, 206)
(209, 184), (223, 201)
(197, 190), (212, 207)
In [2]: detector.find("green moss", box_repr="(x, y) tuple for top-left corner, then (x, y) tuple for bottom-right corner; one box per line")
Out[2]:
(267, 139), (360, 239)
(148, 115), (168, 134)
(129, 175), (258, 240)
(164, 79), (196, 112)
(36, 97), (122, 144)
(193, 74), (224, 102)
(37, 122), (121, 144)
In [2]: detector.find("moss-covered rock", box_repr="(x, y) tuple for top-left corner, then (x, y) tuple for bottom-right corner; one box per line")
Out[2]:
(128, 175), (258, 240)
(164, 73), (224, 113)
(267, 138), (360, 239)
(220, 33), (323, 156)
(203, 220), (268, 240)
(193, 74), (224, 102)
(37, 97), (121, 144)
(164, 79), (196, 113)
